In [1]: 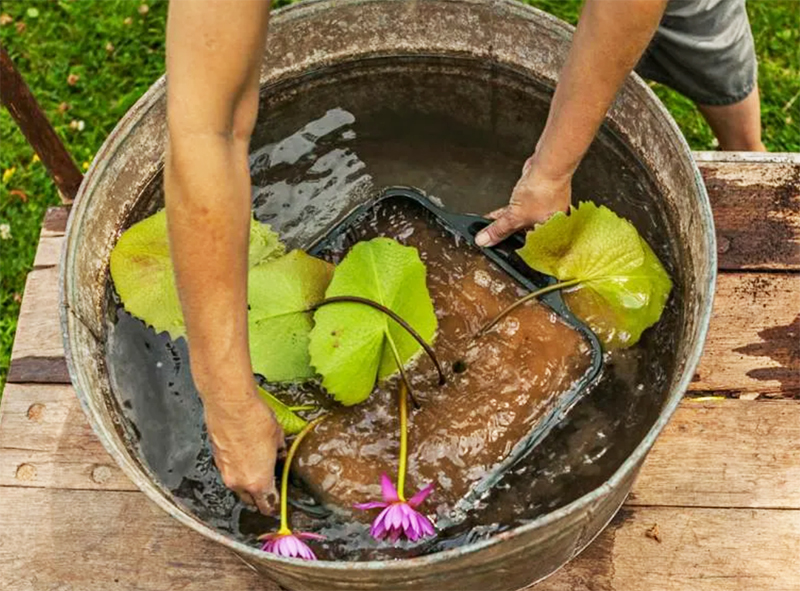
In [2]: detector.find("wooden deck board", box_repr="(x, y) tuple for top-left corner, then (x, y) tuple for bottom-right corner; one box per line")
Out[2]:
(692, 273), (800, 397)
(699, 160), (800, 271)
(2, 486), (797, 591)
(1, 154), (799, 590)
(539, 506), (800, 591)
(9, 264), (798, 396)
(0, 487), (276, 591)
(3, 383), (799, 508)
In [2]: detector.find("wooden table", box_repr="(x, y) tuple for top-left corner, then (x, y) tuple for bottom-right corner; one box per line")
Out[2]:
(1, 153), (798, 591)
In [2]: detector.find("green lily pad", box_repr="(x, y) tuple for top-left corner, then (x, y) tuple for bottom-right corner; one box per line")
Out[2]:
(308, 238), (437, 405)
(109, 209), (284, 339)
(256, 386), (308, 435)
(517, 201), (672, 349)
(248, 250), (334, 382)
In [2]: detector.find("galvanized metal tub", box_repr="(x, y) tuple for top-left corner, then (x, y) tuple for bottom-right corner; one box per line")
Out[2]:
(60, 0), (716, 589)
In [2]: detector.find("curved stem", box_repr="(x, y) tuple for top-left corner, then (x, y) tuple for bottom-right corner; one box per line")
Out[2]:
(475, 279), (582, 338)
(279, 416), (326, 533)
(312, 296), (445, 386)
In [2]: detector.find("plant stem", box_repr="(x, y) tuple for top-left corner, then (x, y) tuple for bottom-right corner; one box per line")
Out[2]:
(386, 333), (420, 409)
(387, 336), (412, 500)
(279, 416), (325, 533)
(312, 296), (446, 386)
(476, 279), (582, 338)
(397, 379), (409, 502)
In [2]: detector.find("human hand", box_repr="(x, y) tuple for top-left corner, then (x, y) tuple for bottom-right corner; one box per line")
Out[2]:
(202, 381), (285, 515)
(475, 155), (572, 247)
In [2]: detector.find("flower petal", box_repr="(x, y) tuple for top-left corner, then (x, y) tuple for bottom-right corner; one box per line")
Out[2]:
(371, 507), (391, 539)
(408, 512), (422, 538)
(418, 514), (436, 537)
(380, 473), (400, 503)
(261, 533), (319, 560)
(354, 501), (388, 511)
(297, 532), (326, 541)
(407, 482), (435, 508)
(390, 505), (403, 530)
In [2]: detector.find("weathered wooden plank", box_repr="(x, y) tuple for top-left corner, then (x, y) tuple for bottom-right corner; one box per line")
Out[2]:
(0, 384), (133, 491)
(690, 273), (800, 397)
(0, 485), (796, 591)
(32, 206), (69, 269)
(11, 261), (797, 396)
(538, 506), (800, 591)
(7, 266), (66, 384)
(40, 205), (70, 237)
(32, 236), (63, 269)
(3, 384), (798, 509)
(5, 356), (69, 384)
(697, 160), (800, 271)
(630, 399), (800, 508)
(0, 487), (276, 591)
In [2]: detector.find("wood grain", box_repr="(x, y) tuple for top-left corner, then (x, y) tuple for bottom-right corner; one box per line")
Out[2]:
(32, 236), (63, 269)
(6, 267), (65, 385)
(3, 384), (798, 509)
(699, 161), (800, 271)
(0, 487), (277, 591)
(41, 205), (70, 236)
(0, 384), (133, 491)
(33, 206), (69, 269)
(5, 356), (69, 384)
(8, 267), (62, 361)
(630, 400), (800, 508)
(538, 506), (800, 591)
(690, 273), (800, 397)
(0, 486), (796, 591)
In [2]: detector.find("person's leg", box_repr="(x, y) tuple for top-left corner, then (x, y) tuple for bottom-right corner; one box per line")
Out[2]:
(635, 0), (766, 151)
(697, 86), (766, 151)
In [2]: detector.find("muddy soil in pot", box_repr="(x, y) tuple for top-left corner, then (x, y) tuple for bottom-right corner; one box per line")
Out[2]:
(104, 56), (683, 561)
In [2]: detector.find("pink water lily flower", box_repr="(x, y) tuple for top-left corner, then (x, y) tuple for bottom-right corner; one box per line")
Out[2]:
(259, 529), (326, 560)
(354, 473), (436, 542)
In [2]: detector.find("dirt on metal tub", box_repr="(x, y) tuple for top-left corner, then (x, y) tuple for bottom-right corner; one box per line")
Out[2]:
(60, 1), (716, 589)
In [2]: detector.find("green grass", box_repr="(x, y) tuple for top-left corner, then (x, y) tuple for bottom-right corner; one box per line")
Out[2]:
(1, 0), (798, 392)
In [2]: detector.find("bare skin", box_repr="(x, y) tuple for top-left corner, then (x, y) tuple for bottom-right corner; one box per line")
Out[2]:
(164, 0), (764, 510)
(699, 87), (767, 152)
(475, 0), (767, 246)
(165, 0), (281, 515)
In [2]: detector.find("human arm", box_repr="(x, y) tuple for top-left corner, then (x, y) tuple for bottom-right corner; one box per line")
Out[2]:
(475, 0), (668, 246)
(164, 0), (280, 514)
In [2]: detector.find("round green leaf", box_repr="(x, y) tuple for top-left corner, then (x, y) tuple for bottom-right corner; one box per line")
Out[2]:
(517, 201), (672, 349)
(109, 209), (284, 339)
(308, 238), (437, 405)
(248, 250), (333, 382)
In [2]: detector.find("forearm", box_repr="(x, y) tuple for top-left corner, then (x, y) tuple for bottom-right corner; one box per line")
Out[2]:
(534, 0), (668, 178)
(164, 0), (270, 404)
(165, 135), (254, 401)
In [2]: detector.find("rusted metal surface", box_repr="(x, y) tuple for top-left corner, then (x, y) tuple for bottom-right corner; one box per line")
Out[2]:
(0, 45), (83, 202)
(59, 1), (716, 589)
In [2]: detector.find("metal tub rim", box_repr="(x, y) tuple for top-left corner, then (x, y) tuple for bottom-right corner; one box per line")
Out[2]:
(60, 0), (717, 575)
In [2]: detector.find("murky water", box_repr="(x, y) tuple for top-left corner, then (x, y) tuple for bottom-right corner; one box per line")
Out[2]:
(105, 56), (682, 561)
(293, 197), (596, 522)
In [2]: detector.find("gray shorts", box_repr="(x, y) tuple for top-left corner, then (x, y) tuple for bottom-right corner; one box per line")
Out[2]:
(635, 0), (757, 106)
